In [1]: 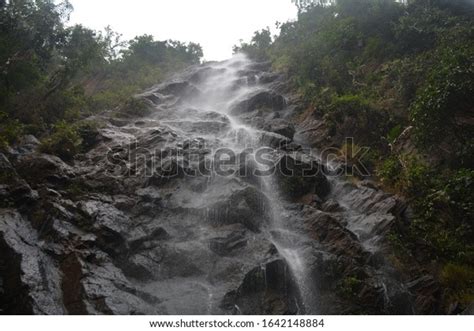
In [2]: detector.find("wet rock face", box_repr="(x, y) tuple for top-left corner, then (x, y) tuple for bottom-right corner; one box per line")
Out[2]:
(0, 55), (426, 315)
(265, 119), (296, 140)
(0, 210), (65, 314)
(221, 259), (301, 315)
(274, 153), (330, 200)
(230, 91), (286, 115)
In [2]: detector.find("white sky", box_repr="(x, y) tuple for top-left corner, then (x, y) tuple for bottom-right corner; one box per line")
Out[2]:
(68, 0), (298, 61)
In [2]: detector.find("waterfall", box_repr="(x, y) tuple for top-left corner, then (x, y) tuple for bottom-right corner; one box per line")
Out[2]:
(137, 54), (318, 313)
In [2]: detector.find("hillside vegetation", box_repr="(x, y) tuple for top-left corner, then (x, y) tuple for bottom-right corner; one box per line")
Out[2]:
(235, 0), (473, 310)
(0, 0), (202, 157)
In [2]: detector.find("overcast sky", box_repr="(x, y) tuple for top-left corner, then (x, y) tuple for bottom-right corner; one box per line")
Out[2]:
(68, 0), (298, 61)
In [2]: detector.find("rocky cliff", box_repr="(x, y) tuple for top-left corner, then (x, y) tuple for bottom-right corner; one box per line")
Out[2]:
(0, 55), (440, 315)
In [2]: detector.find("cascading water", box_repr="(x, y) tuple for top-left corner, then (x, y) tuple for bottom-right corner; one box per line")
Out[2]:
(137, 54), (319, 314)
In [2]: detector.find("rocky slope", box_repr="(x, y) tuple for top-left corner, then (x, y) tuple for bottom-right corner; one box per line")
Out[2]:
(0, 55), (440, 314)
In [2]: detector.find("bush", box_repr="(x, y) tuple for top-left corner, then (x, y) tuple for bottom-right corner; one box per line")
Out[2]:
(337, 276), (363, 299)
(116, 97), (152, 118)
(321, 94), (389, 147)
(386, 166), (474, 264)
(0, 112), (24, 150)
(440, 263), (474, 306)
(377, 156), (402, 188)
(40, 121), (83, 161)
(377, 154), (432, 196)
(76, 120), (104, 150)
(410, 45), (474, 149)
(340, 141), (378, 175)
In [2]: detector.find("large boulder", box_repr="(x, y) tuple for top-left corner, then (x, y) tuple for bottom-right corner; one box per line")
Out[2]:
(230, 91), (286, 115)
(207, 186), (270, 232)
(221, 259), (301, 315)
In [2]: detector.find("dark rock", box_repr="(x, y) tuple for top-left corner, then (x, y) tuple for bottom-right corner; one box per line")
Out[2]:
(221, 259), (301, 315)
(207, 186), (270, 232)
(78, 124), (103, 150)
(406, 275), (442, 314)
(230, 91), (286, 115)
(258, 72), (280, 84)
(129, 227), (169, 252)
(78, 200), (130, 256)
(138, 91), (163, 105)
(123, 250), (163, 281)
(281, 142), (302, 152)
(0, 153), (38, 207)
(0, 210), (65, 314)
(16, 135), (40, 153)
(265, 119), (295, 140)
(276, 153), (330, 200)
(15, 153), (75, 187)
(79, 259), (160, 314)
(146, 158), (191, 186)
(189, 66), (226, 83)
(157, 81), (201, 99)
(322, 199), (344, 212)
(210, 231), (247, 256)
(359, 180), (380, 190)
(136, 187), (162, 203)
(461, 302), (474, 315)
(304, 209), (366, 260)
(259, 132), (291, 149)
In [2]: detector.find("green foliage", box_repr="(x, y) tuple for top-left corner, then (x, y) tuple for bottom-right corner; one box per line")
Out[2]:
(410, 45), (474, 151)
(337, 276), (363, 299)
(40, 121), (82, 161)
(377, 156), (402, 188)
(0, 0), (203, 154)
(382, 159), (474, 264)
(387, 125), (403, 143)
(240, 0), (474, 279)
(340, 141), (379, 173)
(233, 28), (273, 61)
(322, 94), (389, 147)
(377, 154), (433, 195)
(0, 112), (23, 150)
(117, 97), (151, 118)
(440, 263), (474, 305)
(87, 35), (202, 112)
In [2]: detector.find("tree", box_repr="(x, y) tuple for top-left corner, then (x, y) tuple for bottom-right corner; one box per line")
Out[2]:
(101, 25), (127, 62)
(233, 28), (273, 60)
(0, 0), (70, 109)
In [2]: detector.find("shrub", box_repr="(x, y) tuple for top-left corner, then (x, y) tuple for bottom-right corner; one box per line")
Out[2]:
(337, 276), (363, 299)
(40, 121), (83, 161)
(410, 45), (474, 149)
(0, 112), (24, 150)
(340, 141), (378, 176)
(321, 94), (389, 147)
(377, 154), (432, 195)
(116, 97), (151, 118)
(440, 263), (474, 306)
(387, 124), (403, 144)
